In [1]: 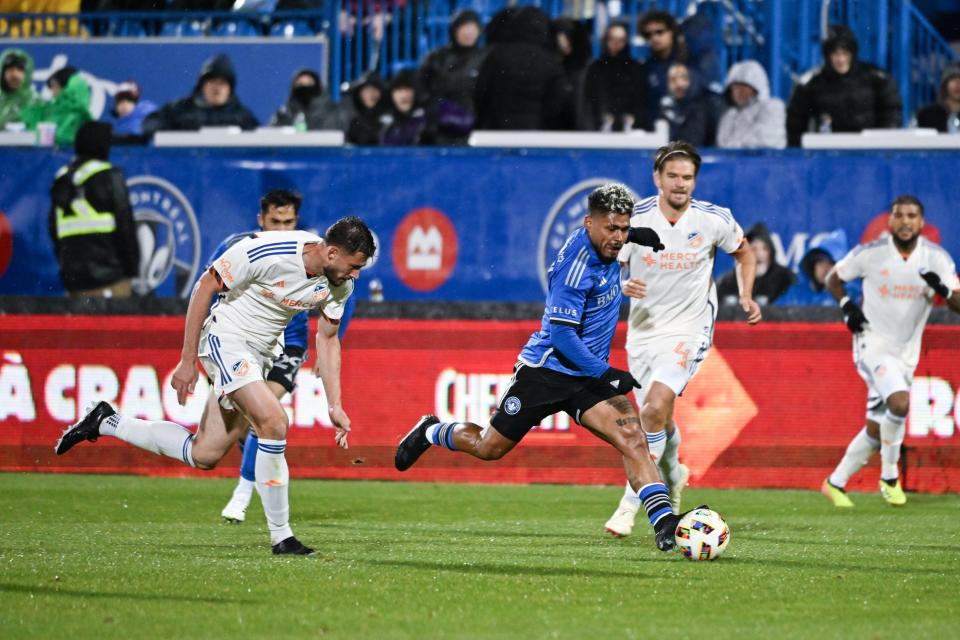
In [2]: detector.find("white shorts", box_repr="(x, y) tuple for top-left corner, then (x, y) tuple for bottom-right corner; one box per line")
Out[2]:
(198, 327), (273, 410)
(627, 333), (713, 398)
(854, 337), (914, 423)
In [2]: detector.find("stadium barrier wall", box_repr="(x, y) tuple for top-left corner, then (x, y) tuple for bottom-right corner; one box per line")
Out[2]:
(1, 147), (959, 301)
(2, 315), (959, 493)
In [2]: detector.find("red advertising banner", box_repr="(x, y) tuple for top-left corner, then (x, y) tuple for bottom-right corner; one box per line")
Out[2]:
(1, 315), (958, 492)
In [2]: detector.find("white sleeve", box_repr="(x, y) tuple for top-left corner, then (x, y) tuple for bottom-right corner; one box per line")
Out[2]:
(834, 246), (866, 283)
(319, 280), (354, 321)
(933, 250), (960, 292)
(714, 209), (745, 254)
(211, 238), (257, 291)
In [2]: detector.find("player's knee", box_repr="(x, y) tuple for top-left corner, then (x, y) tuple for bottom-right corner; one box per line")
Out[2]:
(887, 393), (909, 418)
(476, 440), (510, 461)
(640, 402), (668, 430)
(256, 412), (289, 440)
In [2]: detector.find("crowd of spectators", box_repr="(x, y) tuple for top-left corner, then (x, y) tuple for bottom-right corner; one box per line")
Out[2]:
(0, 8), (957, 149)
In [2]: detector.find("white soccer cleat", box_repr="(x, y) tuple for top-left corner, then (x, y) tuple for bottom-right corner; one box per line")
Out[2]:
(668, 463), (690, 514)
(221, 490), (251, 523)
(604, 495), (640, 538)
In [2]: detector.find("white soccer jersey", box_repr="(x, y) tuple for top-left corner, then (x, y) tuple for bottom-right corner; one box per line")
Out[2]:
(205, 230), (353, 357)
(618, 196), (744, 345)
(835, 235), (959, 367)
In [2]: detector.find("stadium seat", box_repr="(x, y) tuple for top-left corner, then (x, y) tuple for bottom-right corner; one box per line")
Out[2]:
(159, 20), (206, 38)
(210, 20), (261, 37)
(269, 20), (314, 38)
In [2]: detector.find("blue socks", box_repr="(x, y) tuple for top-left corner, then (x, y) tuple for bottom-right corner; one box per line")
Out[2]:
(240, 431), (258, 482)
(639, 482), (673, 527)
(425, 422), (459, 450)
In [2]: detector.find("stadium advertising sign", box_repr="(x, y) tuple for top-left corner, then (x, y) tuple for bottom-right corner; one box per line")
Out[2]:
(2, 316), (959, 493)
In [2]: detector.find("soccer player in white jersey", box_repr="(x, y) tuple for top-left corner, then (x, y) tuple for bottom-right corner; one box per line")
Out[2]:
(604, 141), (762, 537)
(821, 195), (960, 507)
(55, 217), (376, 555)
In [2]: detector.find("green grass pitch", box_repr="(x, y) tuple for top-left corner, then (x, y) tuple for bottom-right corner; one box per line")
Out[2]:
(1, 473), (957, 639)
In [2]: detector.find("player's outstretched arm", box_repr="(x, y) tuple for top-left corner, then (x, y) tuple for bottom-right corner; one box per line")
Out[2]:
(919, 269), (960, 314)
(731, 240), (762, 324)
(172, 269), (222, 405)
(313, 314), (350, 449)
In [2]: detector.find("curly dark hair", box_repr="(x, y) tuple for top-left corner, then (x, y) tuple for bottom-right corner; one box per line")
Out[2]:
(588, 183), (635, 215)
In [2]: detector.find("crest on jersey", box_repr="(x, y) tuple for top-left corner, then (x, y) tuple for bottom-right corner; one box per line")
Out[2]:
(504, 396), (522, 415)
(539, 179), (639, 294)
(232, 359), (250, 377)
(313, 282), (329, 302)
(687, 231), (703, 248)
(127, 176), (200, 298)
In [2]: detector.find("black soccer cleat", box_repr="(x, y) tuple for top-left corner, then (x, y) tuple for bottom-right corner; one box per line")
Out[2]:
(271, 536), (315, 556)
(654, 504), (710, 552)
(54, 401), (116, 455)
(394, 414), (439, 471)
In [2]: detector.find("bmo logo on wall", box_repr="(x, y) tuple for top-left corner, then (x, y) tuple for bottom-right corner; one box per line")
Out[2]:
(392, 207), (459, 292)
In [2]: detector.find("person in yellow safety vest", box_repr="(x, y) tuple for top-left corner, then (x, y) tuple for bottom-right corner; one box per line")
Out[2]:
(47, 121), (139, 298)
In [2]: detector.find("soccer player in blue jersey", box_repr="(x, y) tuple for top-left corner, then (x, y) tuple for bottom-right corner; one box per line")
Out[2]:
(395, 183), (700, 552)
(215, 189), (356, 523)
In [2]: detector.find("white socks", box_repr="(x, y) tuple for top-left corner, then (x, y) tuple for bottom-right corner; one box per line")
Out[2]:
(645, 429), (667, 464)
(660, 424), (682, 486)
(880, 411), (906, 480)
(829, 426), (880, 488)
(100, 413), (195, 467)
(255, 439), (294, 544)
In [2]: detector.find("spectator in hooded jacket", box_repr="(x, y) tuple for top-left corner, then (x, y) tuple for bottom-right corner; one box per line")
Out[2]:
(657, 62), (723, 146)
(269, 69), (344, 131)
(22, 66), (93, 146)
(778, 229), (860, 306)
(418, 9), (486, 145)
(550, 16), (592, 130)
(716, 223), (794, 306)
(786, 25), (902, 146)
(106, 81), (157, 142)
(915, 61), (960, 132)
(717, 59), (786, 149)
(582, 22), (643, 132)
(342, 71), (387, 146)
(636, 10), (688, 131)
(380, 70), (426, 146)
(142, 54), (258, 136)
(0, 48), (39, 130)
(474, 6), (572, 130)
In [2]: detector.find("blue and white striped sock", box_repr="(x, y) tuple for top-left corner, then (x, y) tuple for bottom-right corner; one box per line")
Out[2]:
(256, 438), (293, 544)
(425, 422), (459, 451)
(639, 482), (673, 527)
(646, 430), (667, 464)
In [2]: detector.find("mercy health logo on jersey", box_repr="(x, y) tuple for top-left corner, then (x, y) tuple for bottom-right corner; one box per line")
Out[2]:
(392, 207), (458, 292)
(127, 176), (201, 299)
(539, 179), (639, 294)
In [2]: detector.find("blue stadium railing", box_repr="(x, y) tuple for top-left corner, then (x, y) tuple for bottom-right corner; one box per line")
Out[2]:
(0, 0), (954, 118)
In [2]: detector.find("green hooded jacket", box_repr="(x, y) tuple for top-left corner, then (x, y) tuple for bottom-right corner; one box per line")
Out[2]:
(0, 47), (39, 129)
(23, 71), (93, 145)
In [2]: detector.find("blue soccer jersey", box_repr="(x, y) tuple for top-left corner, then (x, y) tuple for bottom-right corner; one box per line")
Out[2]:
(519, 227), (622, 377)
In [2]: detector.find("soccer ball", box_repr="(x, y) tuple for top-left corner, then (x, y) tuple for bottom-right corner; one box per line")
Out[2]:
(674, 508), (730, 561)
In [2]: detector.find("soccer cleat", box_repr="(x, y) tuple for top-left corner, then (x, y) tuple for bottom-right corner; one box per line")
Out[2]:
(668, 463), (690, 514)
(271, 536), (315, 556)
(879, 478), (907, 506)
(655, 504), (709, 552)
(221, 497), (248, 523)
(821, 479), (854, 508)
(54, 401), (115, 455)
(604, 496), (639, 538)
(394, 414), (439, 471)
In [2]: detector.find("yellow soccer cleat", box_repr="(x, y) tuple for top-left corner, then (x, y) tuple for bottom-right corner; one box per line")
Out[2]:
(821, 479), (854, 508)
(879, 479), (907, 506)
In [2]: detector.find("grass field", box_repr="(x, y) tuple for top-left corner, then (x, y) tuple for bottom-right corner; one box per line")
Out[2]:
(1, 474), (957, 639)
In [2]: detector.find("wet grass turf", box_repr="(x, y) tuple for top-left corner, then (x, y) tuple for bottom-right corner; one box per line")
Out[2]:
(1, 473), (957, 639)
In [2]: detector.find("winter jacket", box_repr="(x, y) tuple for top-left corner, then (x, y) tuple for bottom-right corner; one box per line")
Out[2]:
(915, 61), (960, 132)
(778, 229), (860, 306)
(786, 61), (902, 146)
(716, 222), (794, 305)
(716, 60), (786, 149)
(657, 72), (724, 146)
(0, 48), (39, 129)
(48, 157), (139, 292)
(582, 29), (644, 131)
(106, 99), (158, 137)
(142, 54), (258, 135)
(474, 6), (572, 130)
(269, 69), (346, 131)
(419, 10), (486, 144)
(22, 73), (93, 145)
(341, 72), (387, 146)
(637, 48), (685, 131)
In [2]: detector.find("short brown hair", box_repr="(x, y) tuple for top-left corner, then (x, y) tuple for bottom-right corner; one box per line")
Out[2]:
(653, 140), (702, 175)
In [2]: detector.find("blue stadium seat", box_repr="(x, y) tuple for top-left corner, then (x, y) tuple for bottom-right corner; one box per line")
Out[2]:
(269, 20), (314, 38)
(210, 20), (261, 37)
(159, 20), (206, 38)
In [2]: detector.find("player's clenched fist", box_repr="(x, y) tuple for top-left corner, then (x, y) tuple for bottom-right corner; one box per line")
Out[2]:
(627, 227), (665, 252)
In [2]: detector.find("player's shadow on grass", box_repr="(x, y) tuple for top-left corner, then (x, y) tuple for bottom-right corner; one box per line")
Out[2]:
(364, 558), (653, 578)
(725, 557), (951, 576)
(0, 582), (255, 604)
(734, 533), (960, 554)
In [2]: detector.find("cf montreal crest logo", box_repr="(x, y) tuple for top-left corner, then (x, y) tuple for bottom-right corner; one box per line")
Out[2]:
(504, 396), (522, 415)
(538, 179), (639, 294)
(127, 176), (201, 298)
